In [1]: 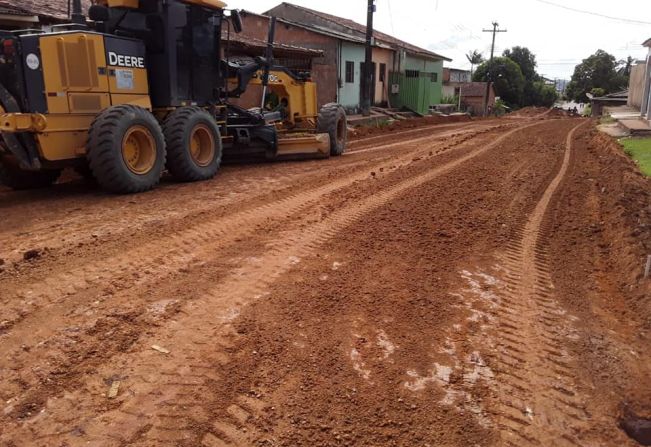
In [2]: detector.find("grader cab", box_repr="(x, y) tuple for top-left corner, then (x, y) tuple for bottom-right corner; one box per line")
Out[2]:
(0, 0), (347, 193)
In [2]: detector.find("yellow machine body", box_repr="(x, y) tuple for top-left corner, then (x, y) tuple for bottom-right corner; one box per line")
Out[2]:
(239, 69), (330, 158)
(0, 32), (151, 161)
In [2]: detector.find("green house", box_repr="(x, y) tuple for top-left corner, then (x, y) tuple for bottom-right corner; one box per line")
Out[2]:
(389, 50), (449, 115)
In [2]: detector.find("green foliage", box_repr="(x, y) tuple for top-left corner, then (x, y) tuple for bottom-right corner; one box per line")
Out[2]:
(473, 57), (525, 107)
(503, 46), (537, 81)
(617, 56), (634, 77)
(582, 104), (592, 117)
(620, 138), (651, 176)
(441, 95), (459, 104)
(493, 98), (508, 116)
(466, 50), (484, 77)
(566, 50), (628, 102)
(590, 87), (606, 97)
(533, 81), (558, 107)
(599, 115), (616, 124)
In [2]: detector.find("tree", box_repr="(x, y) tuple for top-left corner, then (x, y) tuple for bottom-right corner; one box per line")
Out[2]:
(566, 50), (628, 102)
(503, 46), (538, 82)
(532, 81), (558, 107)
(473, 57), (526, 107)
(617, 56), (634, 77)
(466, 50), (484, 78)
(503, 46), (551, 107)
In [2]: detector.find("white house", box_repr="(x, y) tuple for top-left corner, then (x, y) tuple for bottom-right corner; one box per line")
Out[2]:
(640, 38), (651, 122)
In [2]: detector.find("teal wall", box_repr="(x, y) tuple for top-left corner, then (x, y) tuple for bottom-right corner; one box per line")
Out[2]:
(338, 42), (365, 109)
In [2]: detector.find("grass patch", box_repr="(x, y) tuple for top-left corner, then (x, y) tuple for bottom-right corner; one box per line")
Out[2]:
(599, 115), (616, 125)
(620, 137), (651, 176)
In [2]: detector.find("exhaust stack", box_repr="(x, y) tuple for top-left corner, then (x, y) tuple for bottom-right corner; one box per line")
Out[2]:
(70, 0), (86, 24)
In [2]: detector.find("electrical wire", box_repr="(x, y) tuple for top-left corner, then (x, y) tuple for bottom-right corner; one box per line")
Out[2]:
(532, 0), (651, 25)
(386, 0), (395, 35)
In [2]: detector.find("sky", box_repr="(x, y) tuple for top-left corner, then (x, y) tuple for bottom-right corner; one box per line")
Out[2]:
(226, 0), (651, 80)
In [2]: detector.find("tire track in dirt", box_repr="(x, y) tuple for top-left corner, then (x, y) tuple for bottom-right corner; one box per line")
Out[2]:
(0, 120), (551, 447)
(0, 122), (521, 420)
(0, 120), (507, 267)
(489, 120), (591, 446)
(0, 123), (514, 337)
(348, 119), (501, 149)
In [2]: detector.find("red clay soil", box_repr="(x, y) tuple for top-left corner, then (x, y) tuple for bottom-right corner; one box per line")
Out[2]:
(351, 113), (473, 138)
(0, 117), (649, 447)
(506, 106), (550, 117)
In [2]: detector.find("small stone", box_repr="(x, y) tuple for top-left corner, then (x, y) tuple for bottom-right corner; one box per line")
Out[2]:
(151, 345), (170, 354)
(23, 249), (41, 261)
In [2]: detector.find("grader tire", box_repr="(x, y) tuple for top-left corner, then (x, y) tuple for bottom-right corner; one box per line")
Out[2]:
(163, 107), (222, 182)
(87, 105), (166, 194)
(317, 103), (347, 156)
(0, 156), (60, 190)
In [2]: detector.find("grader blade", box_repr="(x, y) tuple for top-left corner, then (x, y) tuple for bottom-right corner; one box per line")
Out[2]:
(275, 133), (330, 161)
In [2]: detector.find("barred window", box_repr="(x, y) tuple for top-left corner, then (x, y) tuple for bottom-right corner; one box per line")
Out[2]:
(345, 61), (354, 83)
(405, 69), (420, 78)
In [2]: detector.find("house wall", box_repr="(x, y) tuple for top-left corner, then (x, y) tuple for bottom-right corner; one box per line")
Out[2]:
(642, 48), (651, 121)
(449, 70), (471, 83)
(401, 54), (444, 106)
(442, 85), (457, 98)
(339, 41), (365, 110)
(628, 63), (646, 109)
(372, 47), (393, 106)
(236, 13), (339, 107)
(462, 92), (495, 116)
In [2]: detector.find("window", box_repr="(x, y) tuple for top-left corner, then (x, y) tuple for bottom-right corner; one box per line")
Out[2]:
(405, 69), (420, 78)
(430, 72), (438, 82)
(345, 61), (354, 83)
(379, 63), (386, 83)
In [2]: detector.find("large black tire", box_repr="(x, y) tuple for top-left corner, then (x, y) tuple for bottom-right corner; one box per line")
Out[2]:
(163, 107), (222, 182)
(0, 155), (60, 190)
(317, 103), (347, 156)
(87, 105), (166, 194)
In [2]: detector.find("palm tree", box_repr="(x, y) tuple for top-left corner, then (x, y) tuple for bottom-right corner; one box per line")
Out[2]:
(466, 50), (484, 79)
(617, 56), (634, 77)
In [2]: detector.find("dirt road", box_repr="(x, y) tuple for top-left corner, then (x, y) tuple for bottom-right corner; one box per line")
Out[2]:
(1, 116), (649, 446)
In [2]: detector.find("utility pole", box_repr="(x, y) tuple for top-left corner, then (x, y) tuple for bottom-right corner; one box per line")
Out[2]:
(362, 0), (375, 117)
(482, 22), (507, 116)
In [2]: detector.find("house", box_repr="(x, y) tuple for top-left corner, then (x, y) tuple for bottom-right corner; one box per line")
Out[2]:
(233, 10), (373, 109)
(458, 82), (495, 116)
(638, 38), (651, 122)
(265, 2), (451, 114)
(442, 68), (471, 99)
(588, 90), (628, 117)
(628, 61), (646, 110)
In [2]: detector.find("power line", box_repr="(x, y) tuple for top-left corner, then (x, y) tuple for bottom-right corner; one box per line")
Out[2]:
(532, 0), (651, 25)
(385, 0), (395, 35)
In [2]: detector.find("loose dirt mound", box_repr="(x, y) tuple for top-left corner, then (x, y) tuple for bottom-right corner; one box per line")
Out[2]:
(545, 125), (651, 442)
(507, 106), (549, 117)
(351, 114), (472, 139)
(547, 107), (572, 118)
(589, 131), (650, 312)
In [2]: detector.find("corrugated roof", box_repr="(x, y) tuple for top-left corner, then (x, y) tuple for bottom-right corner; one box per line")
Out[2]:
(643, 37), (651, 47)
(222, 28), (324, 56)
(240, 9), (369, 46)
(0, 0), (91, 20)
(266, 2), (451, 61)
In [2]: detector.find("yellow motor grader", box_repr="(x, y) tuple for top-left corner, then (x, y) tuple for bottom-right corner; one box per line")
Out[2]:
(0, 0), (347, 193)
